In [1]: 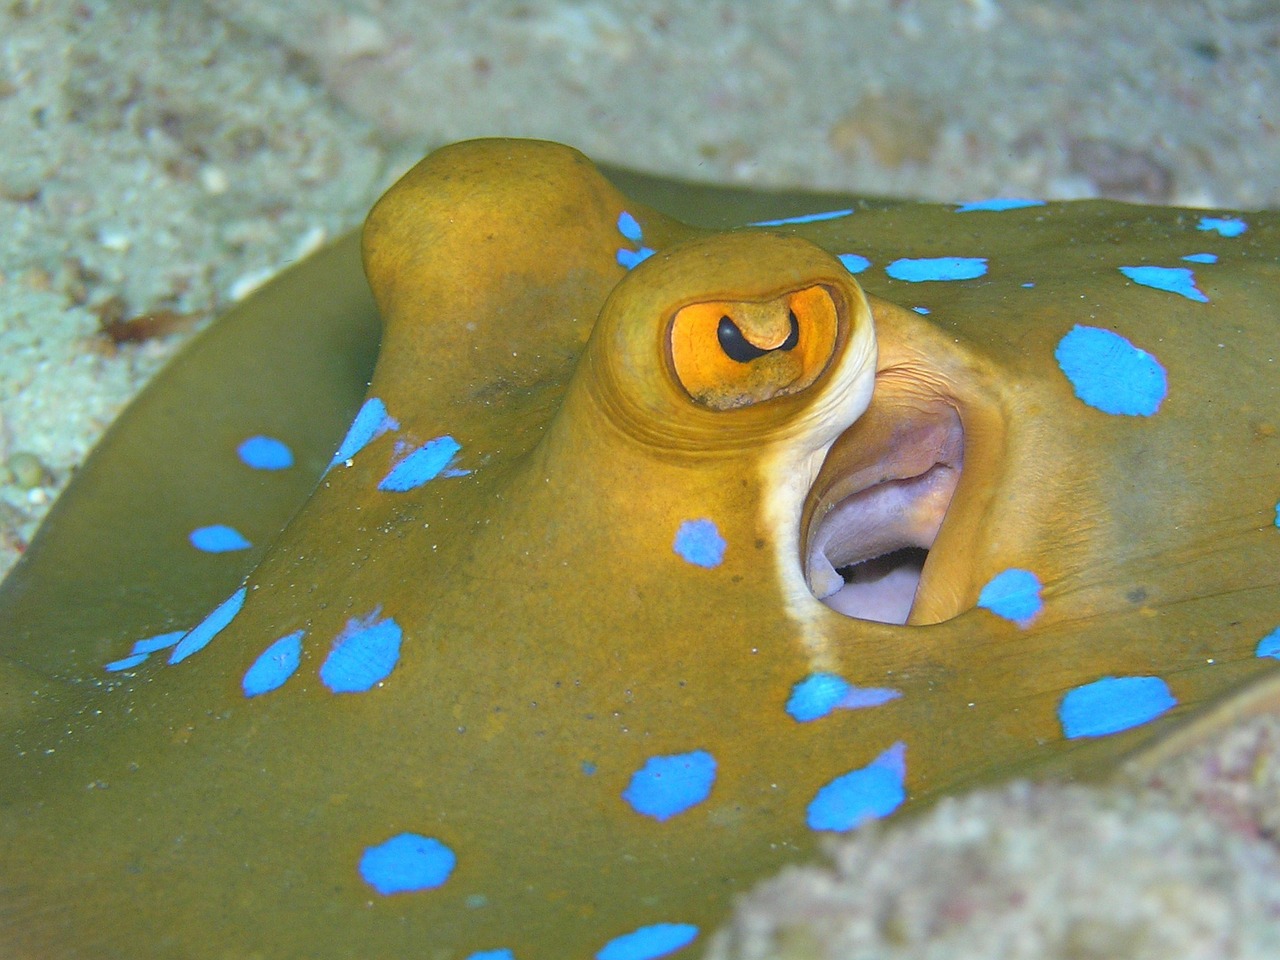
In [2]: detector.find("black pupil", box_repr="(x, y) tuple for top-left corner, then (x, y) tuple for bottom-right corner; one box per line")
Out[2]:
(717, 311), (800, 363)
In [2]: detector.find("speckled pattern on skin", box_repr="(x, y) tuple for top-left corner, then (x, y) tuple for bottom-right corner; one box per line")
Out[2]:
(1, 139), (1279, 960)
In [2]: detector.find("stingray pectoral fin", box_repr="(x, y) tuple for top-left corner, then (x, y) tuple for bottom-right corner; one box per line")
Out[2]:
(0, 232), (378, 679)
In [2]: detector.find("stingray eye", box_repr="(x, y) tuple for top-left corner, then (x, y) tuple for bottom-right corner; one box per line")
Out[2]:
(668, 285), (839, 411)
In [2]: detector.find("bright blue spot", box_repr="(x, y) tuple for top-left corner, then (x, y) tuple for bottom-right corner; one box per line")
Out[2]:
(672, 519), (725, 568)
(1182, 252), (1218, 264)
(188, 524), (251, 553)
(242, 630), (305, 697)
(886, 257), (987, 282)
(617, 247), (655, 269)
(1255, 626), (1280, 659)
(912, 306), (931, 315)
(617, 211), (643, 242)
(359, 833), (455, 895)
(807, 742), (907, 832)
(378, 436), (466, 492)
(1021, 282), (1035, 288)
(1198, 216), (1247, 237)
(131, 630), (185, 655)
(954, 198), (1045, 212)
(838, 253), (871, 274)
(1275, 501), (1280, 528)
(582, 761), (598, 775)
(838, 686), (903, 710)
(1058, 676), (1177, 739)
(104, 653), (148, 672)
(787, 673), (851, 721)
(466, 951), (515, 960)
(1119, 265), (1208, 303)
(319, 611), (403, 693)
(977, 568), (1043, 624)
(596, 923), (699, 960)
(237, 435), (293, 470)
(330, 397), (398, 468)
(752, 208), (853, 227)
(622, 750), (716, 821)
(169, 586), (247, 664)
(1054, 325), (1167, 417)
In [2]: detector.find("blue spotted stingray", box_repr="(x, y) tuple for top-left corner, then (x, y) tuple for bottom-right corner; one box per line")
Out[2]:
(1, 140), (1278, 960)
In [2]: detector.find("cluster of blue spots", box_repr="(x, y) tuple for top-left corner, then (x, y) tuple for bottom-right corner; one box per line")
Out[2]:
(319, 610), (404, 693)
(378, 435), (468, 492)
(751, 208), (853, 227)
(1182, 252), (1218, 264)
(1198, 215), (1247, 237)
(622, 750), (717, 821)
(1054, 325), (1167, 417)
(954, 198), (1045, 212)
(1119, 265), (1209, 303)
(103, 628), (185, 672)
(886, 257), (988, 282)
(1255, 626), (1280, 659)
(242, 629), (305, 697)
(672, 518), (725, 568)
(169, 585), (248, 664)
(785, 673), (901, 722)
(977, 568), (1043, 625)
(188, 524), (251, 553)
(807, 742), (907, 832)
(1058, 675), (1177, 739)
(236, 435), (294, 470)
(616, 211), (654, 269)
(597, 923), (699, 960)
(359, 833), (455, 895)
(838, 253), (871, 274)
(329, 396), (399, 469)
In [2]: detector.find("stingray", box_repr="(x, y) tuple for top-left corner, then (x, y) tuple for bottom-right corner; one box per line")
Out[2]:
(1, 139), (1278, 960)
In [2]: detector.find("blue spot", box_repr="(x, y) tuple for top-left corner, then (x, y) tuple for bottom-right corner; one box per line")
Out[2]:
(597, 923), (699, 960)
(672, 519), (725, 568)
(329, 397), (398, 468)
(466, 952), (515, 960)
(1058, 676), (1177, 739)
(886, 257), (987, 282)
(751, 208), (853, 227)
(977, 568), (1043, 624)
(104, 653), (148, 672)
(188, 524), (251, 553)
(838, 253), (871, 273)
(237, 435), (293, 470)
(617, 211), (643, 242)
(1198, 215), (1247, 237)
(1021, 282), (1035, 288)
(1275, 501), (1280, 528)
(912, 306), (931, 315)
(319, 611), (403, 693)
(359, 833), (455, 895)
(582, 761), (598, 775)
(169, 586), (248, 664)
(1182, 252), (1218, 264)
(1054, 325), (1167, 417)
(378, 435), (467, 492)
(131, 630), (186, 655)
(617, 247), (654, 269)
(623, 750), (716, 821)
(807, 742), (907, 832)
(242, 630), (305, 697)
(786, 674), (901, 722)
(1119, 265), (1208, 303)
(1255, 626), (1280, 659)
(954, 198), (1045, 212)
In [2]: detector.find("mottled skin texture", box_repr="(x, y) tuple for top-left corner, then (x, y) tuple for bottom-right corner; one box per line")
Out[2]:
(2, 139), (1279, 959)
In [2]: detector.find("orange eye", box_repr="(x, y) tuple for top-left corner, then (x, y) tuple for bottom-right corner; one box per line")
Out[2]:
(668, 285), (839, 410)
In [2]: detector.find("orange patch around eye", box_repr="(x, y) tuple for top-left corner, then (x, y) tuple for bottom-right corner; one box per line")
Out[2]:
(669, 286), (839, 411)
